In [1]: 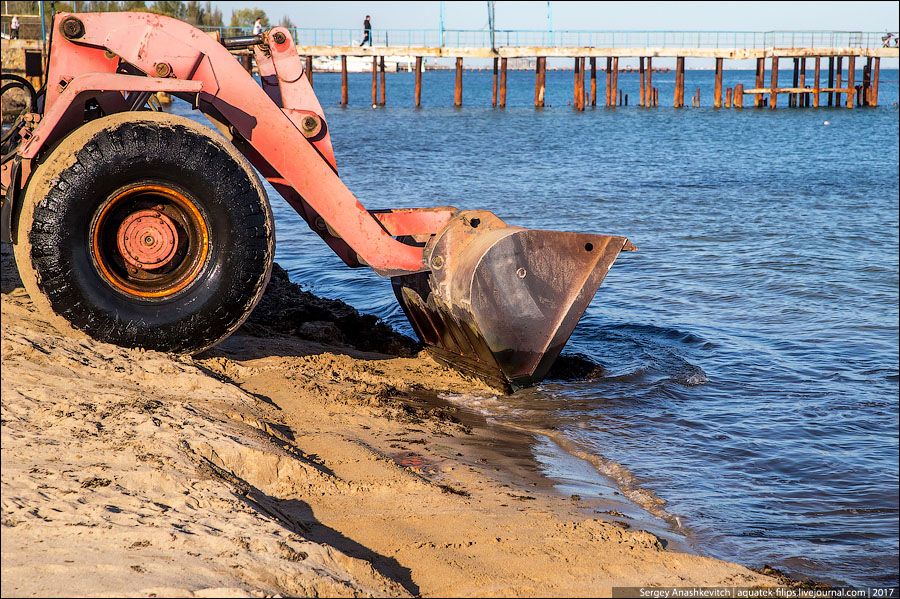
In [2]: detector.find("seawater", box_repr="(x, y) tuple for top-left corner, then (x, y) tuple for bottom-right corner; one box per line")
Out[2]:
(176, 68), (899, 586)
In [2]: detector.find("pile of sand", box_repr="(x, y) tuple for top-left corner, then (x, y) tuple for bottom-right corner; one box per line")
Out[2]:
(1, 244), (777, 596)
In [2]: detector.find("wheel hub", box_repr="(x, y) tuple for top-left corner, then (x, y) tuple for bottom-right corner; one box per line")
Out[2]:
(117, 209), (179, 270)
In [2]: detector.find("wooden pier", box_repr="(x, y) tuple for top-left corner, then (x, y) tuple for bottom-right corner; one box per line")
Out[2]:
(204, 27), (900, 110)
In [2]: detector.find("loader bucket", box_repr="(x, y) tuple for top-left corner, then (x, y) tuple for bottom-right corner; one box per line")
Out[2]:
(392, 211), (635, 392)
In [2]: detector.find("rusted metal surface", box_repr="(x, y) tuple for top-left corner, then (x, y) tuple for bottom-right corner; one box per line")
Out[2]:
(828, 57), (835, 106)
(491, 57), (497, 107)
(499, 57), (508, 107)
(605, 57), (612, 107)
(834, 56), (843, 106)
(674, 56), (685, 107)
(714, 57), (723, 108)
(846, 55), (855, 108)
(871, 57), (880, 107)
(573, 57), (584, 110)
(415, 56), (423, 107)
(734, 84), (744, 108)
(754, 57), (765, 107)
(371, 56), (377, 106)
(610, 57), (619, 108)
(392, 211), (635, 391)
(340, 55), (348, 106)
(379, 56), (386, 106)
(590, 57), (597, 106)
(813, 57), (821, 108)
(117, 209), (179, 270)
(646, 57), (653, 106)
(799, 58), (807, 107)
(534, 56), (545, 108)
(770, 56), (779, 109)
(639, 57), (646, 106)
(454, 57), (463, 107)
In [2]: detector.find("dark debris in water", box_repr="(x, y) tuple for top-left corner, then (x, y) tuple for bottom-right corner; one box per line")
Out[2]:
(545, 353), (605, 382)
(243, 263), (419, 357)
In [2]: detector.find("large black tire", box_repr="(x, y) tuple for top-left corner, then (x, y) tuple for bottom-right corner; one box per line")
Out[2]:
(13, 111), (274, 353)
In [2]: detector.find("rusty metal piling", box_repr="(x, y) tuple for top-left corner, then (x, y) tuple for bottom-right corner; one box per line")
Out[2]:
(340, 55), (348, 106)
(714, 57), (723, 108)
(754, 57), (765, 107)
(870, 57), (880, 107)
(454, 57), (463, 107)
(379, 56), (386, 106)
(769, 56), (779, 109)
(415, 56), (423, 107)
(674, 56), (685, 107)
(371, 56), (377, 107)
(491, 57), (498, 108)
(535, 56), (546, 108)
(834, 56), (843, 106)
(813, 57), (821, 108)
(845, 55), (855, 108)
(499, 57), (508, 108)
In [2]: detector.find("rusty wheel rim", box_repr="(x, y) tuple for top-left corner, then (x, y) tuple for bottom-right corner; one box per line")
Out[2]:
(90, 182), (209, 299)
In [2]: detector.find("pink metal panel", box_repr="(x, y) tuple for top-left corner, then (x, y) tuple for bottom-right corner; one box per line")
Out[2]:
(19, 73), (202, 159)
(35, 12), (431, 275)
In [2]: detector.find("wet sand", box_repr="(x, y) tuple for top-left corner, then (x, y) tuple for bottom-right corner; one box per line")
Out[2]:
(1, 243), (777, 596)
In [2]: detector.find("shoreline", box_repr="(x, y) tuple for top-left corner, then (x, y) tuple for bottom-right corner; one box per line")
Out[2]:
(1, 243), (779, 596)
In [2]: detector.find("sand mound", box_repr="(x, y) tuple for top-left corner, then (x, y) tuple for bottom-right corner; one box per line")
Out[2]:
(2, 243), (777, 596)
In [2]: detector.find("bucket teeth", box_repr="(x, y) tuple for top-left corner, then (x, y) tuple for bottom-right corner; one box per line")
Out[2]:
(392, 211), (633, 392)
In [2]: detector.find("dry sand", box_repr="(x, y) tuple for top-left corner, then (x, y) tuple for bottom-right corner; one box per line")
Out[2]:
(1, 243), (777, 597)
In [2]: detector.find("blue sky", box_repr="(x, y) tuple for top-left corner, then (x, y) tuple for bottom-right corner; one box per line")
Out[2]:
(213, 1), (899, 31)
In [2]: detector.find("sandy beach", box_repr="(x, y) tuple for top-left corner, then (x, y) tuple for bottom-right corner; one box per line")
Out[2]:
(1, 243), (777, 597)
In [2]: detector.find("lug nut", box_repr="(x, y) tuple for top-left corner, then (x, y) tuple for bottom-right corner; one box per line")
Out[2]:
(61, 17), (85, 39)
(431, 255), (444, 270)
(154, 62), (172, 77)
(301, 116), (319, 135)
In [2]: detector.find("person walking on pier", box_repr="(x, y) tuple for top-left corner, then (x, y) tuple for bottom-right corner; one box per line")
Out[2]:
(11, 15), (20, 40)
(252, 17), (263, 36)
(360, 15), (372, 46)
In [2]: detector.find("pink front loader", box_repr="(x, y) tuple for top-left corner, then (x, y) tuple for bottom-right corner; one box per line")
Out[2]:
(0, 12), (634, 392)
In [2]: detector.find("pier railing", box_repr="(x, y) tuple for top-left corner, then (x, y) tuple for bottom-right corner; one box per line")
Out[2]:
(200, 27), (897, 50)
